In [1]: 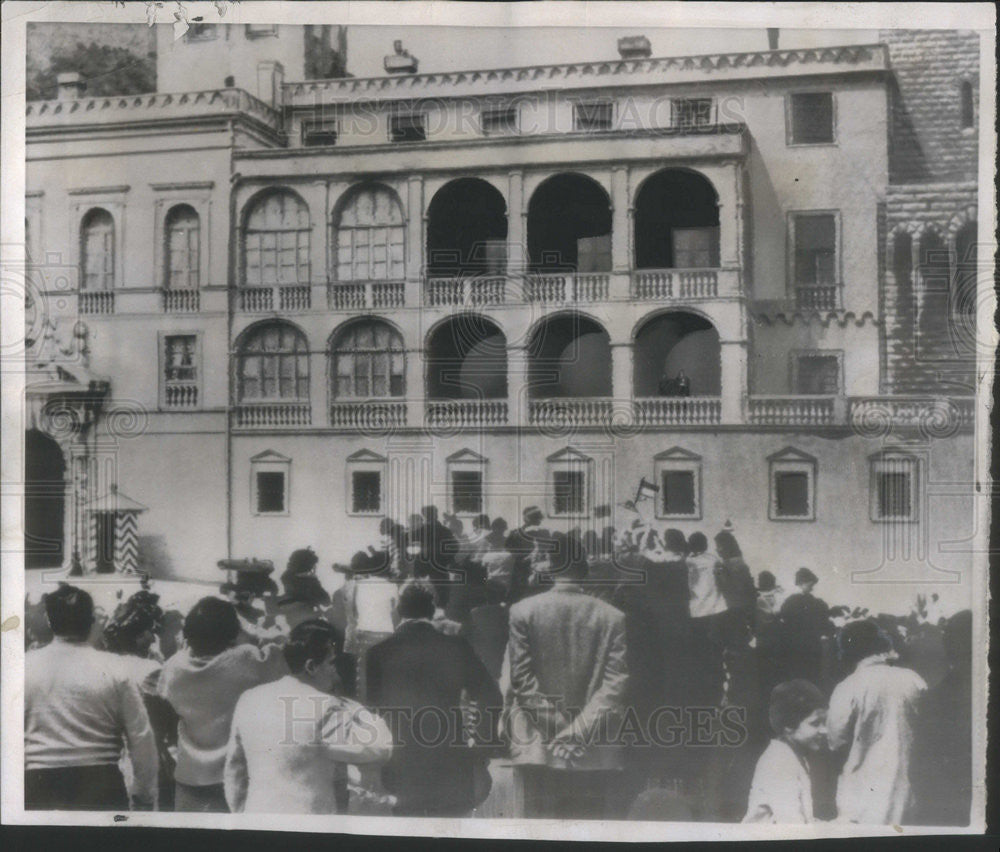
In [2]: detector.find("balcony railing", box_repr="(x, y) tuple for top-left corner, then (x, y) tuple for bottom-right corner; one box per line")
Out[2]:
(526, 273), (610, 303)
(634, 396), (722, 425)
(424, 276), (506, 307)
(426, 399), (508, 428)
(162, 289), (200, 313)
(79, 291), (115, 314)
(164, 382), (199, 409)
(795, 284), (842, 311)
(848, 396), (975, 433)
(328, 280), (405, 310)
(233, 401), (311, 428)
(749, 395), (837, 426)
(330, 400), (408, 430)
(630, 268), (739, 300)
(238, 284), (312, 313)
(529, 398), (613, 427)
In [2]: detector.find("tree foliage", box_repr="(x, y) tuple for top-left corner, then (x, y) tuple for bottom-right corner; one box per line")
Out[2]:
(27, 41), (155, 101)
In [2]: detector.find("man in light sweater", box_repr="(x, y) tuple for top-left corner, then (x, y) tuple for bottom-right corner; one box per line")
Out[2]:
(25, 584), (158, 810)
(225, 619), (393, 814)
(158, 596), (288, 812)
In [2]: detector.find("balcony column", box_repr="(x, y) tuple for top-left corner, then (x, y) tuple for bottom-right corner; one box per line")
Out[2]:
(309, 350), (326, 426)
(610, 166), (631, 300)
(720, 339), (748, 424)
(507, 344), (529, 426)
(507, 170), (525, 275)
(717, 163), (740, 269)
(405, 346), (425, 430)
(610, 341), (632, 405)
(405, 175), (423, 306)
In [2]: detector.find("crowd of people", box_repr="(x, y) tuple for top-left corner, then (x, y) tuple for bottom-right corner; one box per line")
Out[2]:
(24, 503), (973, 824)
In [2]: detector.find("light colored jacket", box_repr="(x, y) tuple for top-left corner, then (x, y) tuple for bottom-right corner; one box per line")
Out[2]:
(26, 638), (159, 805)
(224, 675), (393, 814)
(158, 642), (288, 786)
(506, 584), (628, 771)
(687, 551), (727, 618)
(827, 656), (927, 824)
(743, 738), (814, 823)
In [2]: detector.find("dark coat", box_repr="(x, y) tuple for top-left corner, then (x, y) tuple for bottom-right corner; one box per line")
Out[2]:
(366, 620), (502, 814)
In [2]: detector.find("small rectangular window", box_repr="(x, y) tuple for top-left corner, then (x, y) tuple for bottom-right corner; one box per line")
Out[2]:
(877, 471), (911, 520)
(795, 354), (840, 394)
(553, 470), (585, 515)
(672, 98), (714, 129)
(574, 101), (614, 132)
(256, 471), (286, 513)
(793, 214), (837, 286)
(661, 471), (696, 517)
(389, 113), (426, 143)
(302, 120), (338, 146)
(790, 92), (834, 144)
(186, 24), (218, 41)
(351, 471), (382, 514)
(774, 472), (810, 517)
(451, 470), (483, 514)
(481, 106), (518, 135)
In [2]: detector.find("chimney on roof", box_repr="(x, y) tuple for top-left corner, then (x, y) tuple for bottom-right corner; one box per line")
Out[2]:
(385, 40), (419, 74)
(617, 35), (652, 60)
(767, 28), (780, 50)
(56, 71), (86, 100)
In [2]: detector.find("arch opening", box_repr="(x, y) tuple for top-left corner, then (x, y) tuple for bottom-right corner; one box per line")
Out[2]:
(527, 174), (611, 274)
(25, 429), (66, 569)
(634, 169), (719, 269)
(427, 178), (508, 278)
(527, 314), (612, 398)
(633, 312), (721, 396)
(426, 314), (507, 400)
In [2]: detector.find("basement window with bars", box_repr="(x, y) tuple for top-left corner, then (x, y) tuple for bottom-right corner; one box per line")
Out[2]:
(251, 452), (290, 515)
(870, 452), (918, 523)
(389, 113), (426, 143)
(574, 101), (614, 132)
(768, 447), (817, 521)
(655, 448), (702, 520)
(552, 470), (586, 516)
(351, 470), (382, 514)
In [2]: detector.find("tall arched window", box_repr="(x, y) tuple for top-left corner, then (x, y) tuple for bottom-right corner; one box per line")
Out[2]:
(960, 80), (975, 129)
(335, 186), (405, 281)
(165, 204), (200, 289)
(81, 208), (115, 291)
(237, 322), (310, 401)
(243, 191), (311, 286)
(331, 320), (405, 399)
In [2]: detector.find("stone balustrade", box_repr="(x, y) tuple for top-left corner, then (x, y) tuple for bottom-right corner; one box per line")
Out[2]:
(233, 402), (311, 428)
(162, 289), (200, 313)
(79, 291), (115, 315)
(164, 382), (199, 408)
(749, 395), (837, 426)
(426, 399), (509, 428)
(529, 398), (614, 427)
(634, 396), (722, 425)
(329, 400), (408, 430)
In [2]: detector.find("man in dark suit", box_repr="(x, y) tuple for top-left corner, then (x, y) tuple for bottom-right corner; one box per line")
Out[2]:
(506, 533), (629, 819)
(366, 580), (502, 817)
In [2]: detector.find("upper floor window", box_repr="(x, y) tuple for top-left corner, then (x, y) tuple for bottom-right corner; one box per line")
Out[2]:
(165, 204), (200, 290)
(162, 334), (199, 409)
(788, 92), (835, 144)
(237, 322), (309, 401)
(960, 80), (975, 129)
(672, 98), (714, 129)
(389, 112), (426, 143)
(793, 351), (842, 395)
(330, 320), (405, 400)
(791, 212), (839, 307)
(334, 186), (405, 282)
(81, 208), (115, 291)
(574, 101), (614, 132)
(302, 119), (338, 147)
(251, 451), (290, 515)
(243, 191), (311, 287)
(481, 106), (518, 135)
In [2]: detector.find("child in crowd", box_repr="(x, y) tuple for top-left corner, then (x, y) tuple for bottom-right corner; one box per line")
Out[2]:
(743, 679), (828, 824)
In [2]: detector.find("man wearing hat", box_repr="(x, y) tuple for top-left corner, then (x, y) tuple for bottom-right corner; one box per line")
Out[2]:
(779, 567), (833, 686)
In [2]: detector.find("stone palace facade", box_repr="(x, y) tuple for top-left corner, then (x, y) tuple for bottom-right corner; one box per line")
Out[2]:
(23, 25), (983, 609)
